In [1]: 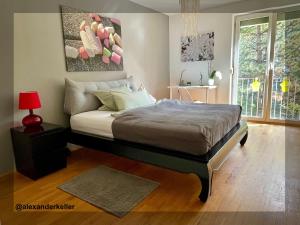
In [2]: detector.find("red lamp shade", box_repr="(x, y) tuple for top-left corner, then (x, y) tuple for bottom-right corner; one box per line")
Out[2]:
(19, 91), (41, 110)
(19, 91), (43, 127)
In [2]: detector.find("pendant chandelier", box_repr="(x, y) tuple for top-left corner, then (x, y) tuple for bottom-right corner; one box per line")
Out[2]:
(179, 0), (200, 37)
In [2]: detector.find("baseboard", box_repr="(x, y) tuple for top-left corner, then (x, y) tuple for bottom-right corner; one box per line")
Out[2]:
(0, 170), (14, 179)
(248, 120), (300, 127)
(67, 143), (82, 151)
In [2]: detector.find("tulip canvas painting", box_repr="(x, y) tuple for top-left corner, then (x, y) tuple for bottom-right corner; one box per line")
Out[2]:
(61, 5), (123, 72)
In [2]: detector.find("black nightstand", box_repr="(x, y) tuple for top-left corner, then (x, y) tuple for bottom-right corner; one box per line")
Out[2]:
(10, 123), (68, 180)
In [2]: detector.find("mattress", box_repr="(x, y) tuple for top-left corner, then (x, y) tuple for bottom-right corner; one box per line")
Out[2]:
(71, 101), (241, 156)
(70, 110), (115, 138)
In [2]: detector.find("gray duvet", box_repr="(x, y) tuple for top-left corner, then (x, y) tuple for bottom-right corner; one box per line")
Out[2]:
(112, 100), (242, 156)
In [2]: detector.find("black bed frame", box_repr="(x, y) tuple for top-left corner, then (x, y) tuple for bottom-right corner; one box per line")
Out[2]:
(68, 121), (248, 202)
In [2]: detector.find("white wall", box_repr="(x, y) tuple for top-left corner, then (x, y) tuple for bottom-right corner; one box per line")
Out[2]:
(169, 0), (300, 104)
(169, 13), (233, 103)
(14, 13), (170, 126)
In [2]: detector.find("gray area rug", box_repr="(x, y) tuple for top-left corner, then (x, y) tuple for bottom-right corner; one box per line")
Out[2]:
(58, 165), (159, 217)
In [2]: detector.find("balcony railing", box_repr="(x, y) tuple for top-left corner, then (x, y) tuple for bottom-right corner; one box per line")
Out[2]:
(237, 77), (300, 121)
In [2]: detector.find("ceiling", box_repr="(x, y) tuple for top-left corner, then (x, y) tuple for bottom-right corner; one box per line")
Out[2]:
(130, 0), (246, 13)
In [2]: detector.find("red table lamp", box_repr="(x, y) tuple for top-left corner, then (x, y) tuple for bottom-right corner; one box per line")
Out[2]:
(19, 91), (43, 127)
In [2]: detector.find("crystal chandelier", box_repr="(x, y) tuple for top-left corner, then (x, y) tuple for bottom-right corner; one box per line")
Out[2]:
(179, 0), (200, 37)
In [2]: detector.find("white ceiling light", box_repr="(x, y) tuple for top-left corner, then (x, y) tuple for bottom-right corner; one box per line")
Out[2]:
(179, 0), (200, 36)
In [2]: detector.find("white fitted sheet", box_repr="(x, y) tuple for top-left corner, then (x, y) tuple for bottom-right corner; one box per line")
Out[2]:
(70, 110), (115, 138)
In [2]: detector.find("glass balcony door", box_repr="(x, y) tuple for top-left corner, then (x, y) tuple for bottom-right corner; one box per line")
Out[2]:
(233, 10), (300, 124)
(271, 11), (300, 121)
(233, 13), (272, 121)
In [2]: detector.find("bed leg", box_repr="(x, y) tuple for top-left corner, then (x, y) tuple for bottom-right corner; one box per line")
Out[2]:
(240, 131), (248, 146)
(197, 164), (213, 202)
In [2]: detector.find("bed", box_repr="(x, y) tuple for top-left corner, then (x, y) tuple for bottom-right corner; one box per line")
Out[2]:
(65, 77), (248, 202)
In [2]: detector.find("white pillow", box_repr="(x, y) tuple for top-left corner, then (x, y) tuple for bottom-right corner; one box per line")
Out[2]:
(138, 83), (156, 104)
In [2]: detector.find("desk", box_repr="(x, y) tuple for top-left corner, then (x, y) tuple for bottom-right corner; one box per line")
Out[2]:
(168, 85), (217, 103)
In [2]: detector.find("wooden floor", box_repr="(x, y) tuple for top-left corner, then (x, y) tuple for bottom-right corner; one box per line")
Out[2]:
(1, 123), (299, 225)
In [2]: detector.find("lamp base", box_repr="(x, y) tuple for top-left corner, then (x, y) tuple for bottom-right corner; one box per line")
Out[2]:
(22, 113), (43, 127)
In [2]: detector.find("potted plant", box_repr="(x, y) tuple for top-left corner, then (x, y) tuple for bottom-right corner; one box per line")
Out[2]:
(208, 70), (222, 86)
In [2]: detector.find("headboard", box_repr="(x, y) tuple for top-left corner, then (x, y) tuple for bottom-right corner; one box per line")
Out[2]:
(64, 76), (136, 116)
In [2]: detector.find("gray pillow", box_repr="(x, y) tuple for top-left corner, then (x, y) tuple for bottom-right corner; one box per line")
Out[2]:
(64, 76), (136, 115)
